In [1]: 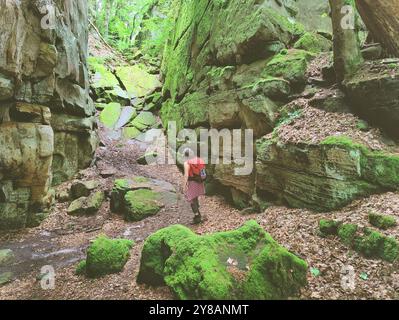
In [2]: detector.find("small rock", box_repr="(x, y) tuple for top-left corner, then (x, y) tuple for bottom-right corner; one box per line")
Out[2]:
(137, 152), (158, 165)
(70, 180), (100, 199)
(0, 249), (14, 266)
(0, 272), (13, 286)
(67, 191), (105, 216)
(56, 189), (70, 203)
(100, 167), (117, 178)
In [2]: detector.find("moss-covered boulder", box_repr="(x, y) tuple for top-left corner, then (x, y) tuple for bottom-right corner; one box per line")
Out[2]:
(88, 57), (119, 92)
(110, 177), (175, 221)
(318, 219), (398, 262)
(0, 272), (13, 286)
(129, 111), (157, 131)
(76, 235), (134, 278)
(368, 212), (397, 230)
(319, 219), (341, 237)
(99, 102), (122, 129)
(344, 61), (399, 137)
(70, 180), (100, 199)
(256, 135), (399, 211)
(115, 65), (161, 98)
(124, 189), (164, 221)
(67, 191), (105, 216)
(137, 220), (308, 300)
(0, 249), (14, 266)
(262, 49), (314, 87)
(122, 126), (141, 139)
(294, 32), (332, 53)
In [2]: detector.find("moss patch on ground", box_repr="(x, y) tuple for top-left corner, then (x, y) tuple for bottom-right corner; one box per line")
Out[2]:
(368, 212), (397, 230)
(76, 235), (134, 278)
(137, 220), (308, 300)
(319, 219), (398, 262)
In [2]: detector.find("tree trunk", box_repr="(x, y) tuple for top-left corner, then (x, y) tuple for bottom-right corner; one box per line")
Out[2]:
(355, 0), (399, 56)
(329, 0), (363, 83)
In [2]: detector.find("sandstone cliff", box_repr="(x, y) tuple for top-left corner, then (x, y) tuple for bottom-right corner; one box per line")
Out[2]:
(0, 0), (97, 230)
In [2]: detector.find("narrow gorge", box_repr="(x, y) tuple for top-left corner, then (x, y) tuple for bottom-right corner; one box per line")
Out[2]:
(1, 0), (399, 301)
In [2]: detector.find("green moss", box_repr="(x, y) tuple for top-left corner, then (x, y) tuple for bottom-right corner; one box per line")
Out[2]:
(84, 235), (134, 278)
(262, 49), (314, 86)
(99, 102), (122, 129)
(319, 219), (340, 237)
(354, 228), (385, 259)
(382, 237), (399, 262)
(87, 57), (119, 89)
(122, 127), (141, 139)
(137, 220), (307, 300)
(368, 212), (397, 230)
(124, 189), (162, 221)
(129, 111), (157, 131)
(294, 32), (332, 54)
(338, 224), (358, 246)
(115, 65), (161, 98)
(75, 260), (86, 275)
(321, 135), (399, 189)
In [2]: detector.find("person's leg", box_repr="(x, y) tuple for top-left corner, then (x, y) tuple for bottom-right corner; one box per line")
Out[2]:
(190, 197), (199, 214)
(191, 198), (202, 224)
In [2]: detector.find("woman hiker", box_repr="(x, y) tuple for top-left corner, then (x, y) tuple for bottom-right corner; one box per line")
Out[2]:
(183, 148), (207, 224)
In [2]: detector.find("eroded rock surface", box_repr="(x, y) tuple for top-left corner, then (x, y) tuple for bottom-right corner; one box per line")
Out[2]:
(0, 1), (97, 230)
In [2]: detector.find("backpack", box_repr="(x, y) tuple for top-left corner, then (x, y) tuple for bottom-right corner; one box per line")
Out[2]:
(188, 157), (207, 182)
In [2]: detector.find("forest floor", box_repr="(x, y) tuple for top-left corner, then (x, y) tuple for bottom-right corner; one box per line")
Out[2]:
(1, 116), (399, 299)
(1, 36), (399, 300)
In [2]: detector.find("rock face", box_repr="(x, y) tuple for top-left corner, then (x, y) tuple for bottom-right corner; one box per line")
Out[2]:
(159, 0), (332, 207)
(256, 136), (399, 211)
(0, 1), (97, 230)
(344, 61), (399, 138)
(137, 220), (308, 300)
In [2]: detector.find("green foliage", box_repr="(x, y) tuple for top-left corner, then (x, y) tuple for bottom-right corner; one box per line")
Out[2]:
(89, 0), (174, 57)
(368, 212), (397, 230)
(81, 235), (134, 278)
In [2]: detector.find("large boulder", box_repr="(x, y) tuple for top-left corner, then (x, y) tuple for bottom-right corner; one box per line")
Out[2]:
(137, 220), (308, 300)
(344, 60), (399, 137)
(256, 135), (399, 211)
